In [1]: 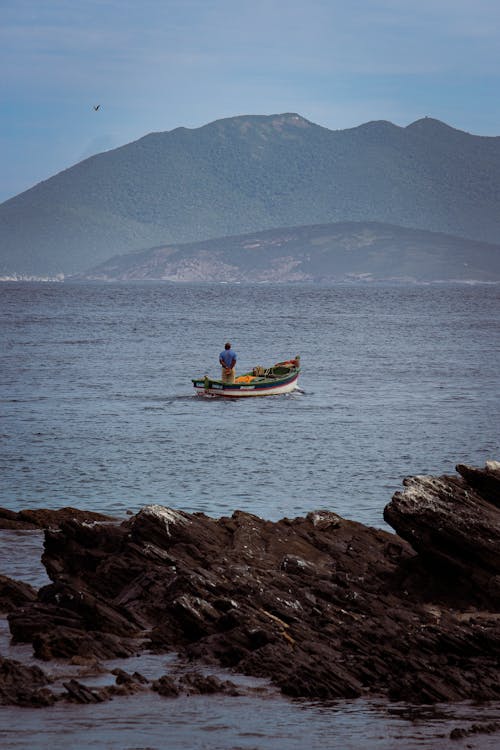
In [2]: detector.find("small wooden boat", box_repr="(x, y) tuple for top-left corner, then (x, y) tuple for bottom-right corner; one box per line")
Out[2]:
(192, 356), (301, 397)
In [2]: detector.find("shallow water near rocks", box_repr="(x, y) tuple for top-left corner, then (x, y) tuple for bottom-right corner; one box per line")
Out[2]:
(1, 694), (500, 750)
(1, 281), (499, 747)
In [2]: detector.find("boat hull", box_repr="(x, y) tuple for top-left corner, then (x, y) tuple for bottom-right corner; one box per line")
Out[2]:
(192, 368), (300, 398)
(194, 374), (299, 398)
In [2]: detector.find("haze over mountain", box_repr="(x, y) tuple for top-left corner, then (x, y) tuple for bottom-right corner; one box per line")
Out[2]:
(1, 113), (500, 277)
(73, 221), (500, 283)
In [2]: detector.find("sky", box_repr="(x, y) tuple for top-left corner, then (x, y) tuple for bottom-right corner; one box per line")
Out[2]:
(1, 0), (500, 203)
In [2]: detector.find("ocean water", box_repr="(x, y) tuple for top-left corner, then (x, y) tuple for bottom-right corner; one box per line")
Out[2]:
(1, 281), (499, 748)
(1, 281), (499, 523)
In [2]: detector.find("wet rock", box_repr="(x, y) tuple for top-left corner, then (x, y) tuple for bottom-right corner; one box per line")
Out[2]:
(178, 672), (241, 696)
(151, 671), (240, 698)
(62, 678), (106, 704)
(6, 461), (500, 705)
(450, 721), (500, 740)
(31, 629), (142, 662)
(151, 674), (180, 697)
(0, 656), (55, 706)
(8, 581), (144, 661)
(61, 668), (150, 704)
(0, 574), (37, 613)
(111, 667), (149, 687)
(0, 506), (117, 531)
(69, 654), (102, 669)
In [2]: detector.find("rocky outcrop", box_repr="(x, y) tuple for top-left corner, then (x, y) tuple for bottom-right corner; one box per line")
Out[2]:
(151, 672), (241, 698)
(384, 460), (500, 606)
(0, 575), (37, 613)
(0, 656), (55, 706)
(2, 461), (500, 706)
(61, 667), (150, 704)
(0, 506), (116, 531)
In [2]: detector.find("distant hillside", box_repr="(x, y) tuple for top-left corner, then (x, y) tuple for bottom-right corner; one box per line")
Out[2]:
(72, 221), (500, 283)
(1, 113), (500, 276)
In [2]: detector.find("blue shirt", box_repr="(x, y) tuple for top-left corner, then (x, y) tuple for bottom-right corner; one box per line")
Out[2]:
(219, 348), (237, 367)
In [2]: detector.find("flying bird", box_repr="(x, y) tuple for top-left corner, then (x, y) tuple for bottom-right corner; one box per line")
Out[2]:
(93, 105), (100, 111)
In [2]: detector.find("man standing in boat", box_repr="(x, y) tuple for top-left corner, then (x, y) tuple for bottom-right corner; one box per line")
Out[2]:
(219, 342), (237, 384)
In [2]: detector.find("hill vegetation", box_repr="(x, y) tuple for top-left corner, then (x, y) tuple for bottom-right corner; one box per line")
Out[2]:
(73, 221), (500, 283)
(1, 113), (500, 276)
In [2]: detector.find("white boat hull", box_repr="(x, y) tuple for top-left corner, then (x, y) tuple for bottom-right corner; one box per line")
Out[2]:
(193, 372), (300, 398)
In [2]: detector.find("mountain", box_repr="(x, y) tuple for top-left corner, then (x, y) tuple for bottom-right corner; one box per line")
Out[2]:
(72, 221), (500, 283)
(1, 113), (500, 276)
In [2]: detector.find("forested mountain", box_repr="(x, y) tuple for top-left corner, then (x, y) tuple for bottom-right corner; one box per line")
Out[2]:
(73, 221), (500, 283)
(1, 113), (500, 276)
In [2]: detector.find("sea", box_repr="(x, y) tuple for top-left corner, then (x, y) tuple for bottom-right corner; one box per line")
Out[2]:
(1, 281), (499, 749)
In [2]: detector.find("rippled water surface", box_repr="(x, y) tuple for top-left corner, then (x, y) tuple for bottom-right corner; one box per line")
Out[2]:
(2, 282), (499, 525)
(2, 691), (499, 750)
(1, 281), (499, 748)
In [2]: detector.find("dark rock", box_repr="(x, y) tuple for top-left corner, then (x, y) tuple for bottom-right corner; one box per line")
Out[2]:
(6, 462), (500, 705)
(111, 667), (149, 686)
(61, 669), (150, 703)
(456, 460), (500, 508)
(0, 506), (117, 531)
(151, 671), (240, 698)
(384, 462), (500, 606)
(0, 574), (37, 613)
(177, 672), (241, 696)
(62, 678), (105, 704)
(8, 582), (143, 660)
(151, 674), (180, 697)
(450, 721), (500, 740)
(31, 629), (141, 661)
(450, 727), (468, 740)
(0, 656), (54, 707)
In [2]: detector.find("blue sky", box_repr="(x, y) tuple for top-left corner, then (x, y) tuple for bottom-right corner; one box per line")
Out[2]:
(1, 0), (500, 202)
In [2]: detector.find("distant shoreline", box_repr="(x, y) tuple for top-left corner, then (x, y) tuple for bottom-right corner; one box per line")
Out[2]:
(2, 277), (500, 285)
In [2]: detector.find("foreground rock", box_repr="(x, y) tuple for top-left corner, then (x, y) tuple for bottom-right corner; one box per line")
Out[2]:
(0, 575), (37, 613)
(4, 461), (500, 705)
(0, 656), (54, 706)
(384, 460), (500, 606)
(0, 506), (117, 531)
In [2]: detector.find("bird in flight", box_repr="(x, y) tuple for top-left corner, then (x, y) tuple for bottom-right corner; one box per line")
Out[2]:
(93, 105), (100, 111)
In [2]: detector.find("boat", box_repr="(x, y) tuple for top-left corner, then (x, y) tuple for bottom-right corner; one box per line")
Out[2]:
(192, 356), (301, 397)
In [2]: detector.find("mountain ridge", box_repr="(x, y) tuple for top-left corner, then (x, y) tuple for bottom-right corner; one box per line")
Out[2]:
(1, 112), (500, 276)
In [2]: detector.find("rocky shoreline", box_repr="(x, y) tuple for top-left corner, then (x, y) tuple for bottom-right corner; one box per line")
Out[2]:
(1, 461), (499, 710)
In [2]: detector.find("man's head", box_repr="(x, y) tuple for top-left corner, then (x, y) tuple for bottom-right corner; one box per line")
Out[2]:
(225, 342), (231, 350)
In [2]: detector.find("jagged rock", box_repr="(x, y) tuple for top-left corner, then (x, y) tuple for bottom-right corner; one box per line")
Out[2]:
(0, 656), (54, 706)
(111, 667), (149, 685)
(178, 672), (241, 696)
(0, 506), (117, 530)
(8, 578), (144, 660)
(61, 669), (150, 704)
(450, 721), (500, 740)
(384, 462), (500, 605)
(456, 460), (500, 508)
(107, 668), (149, 700)
(151, 674), (179, 697)
(62, 678), (105, 704)
(151, 671), (240, 698)
(0, 574), (37, 613)
(6, 462), (500, 704)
